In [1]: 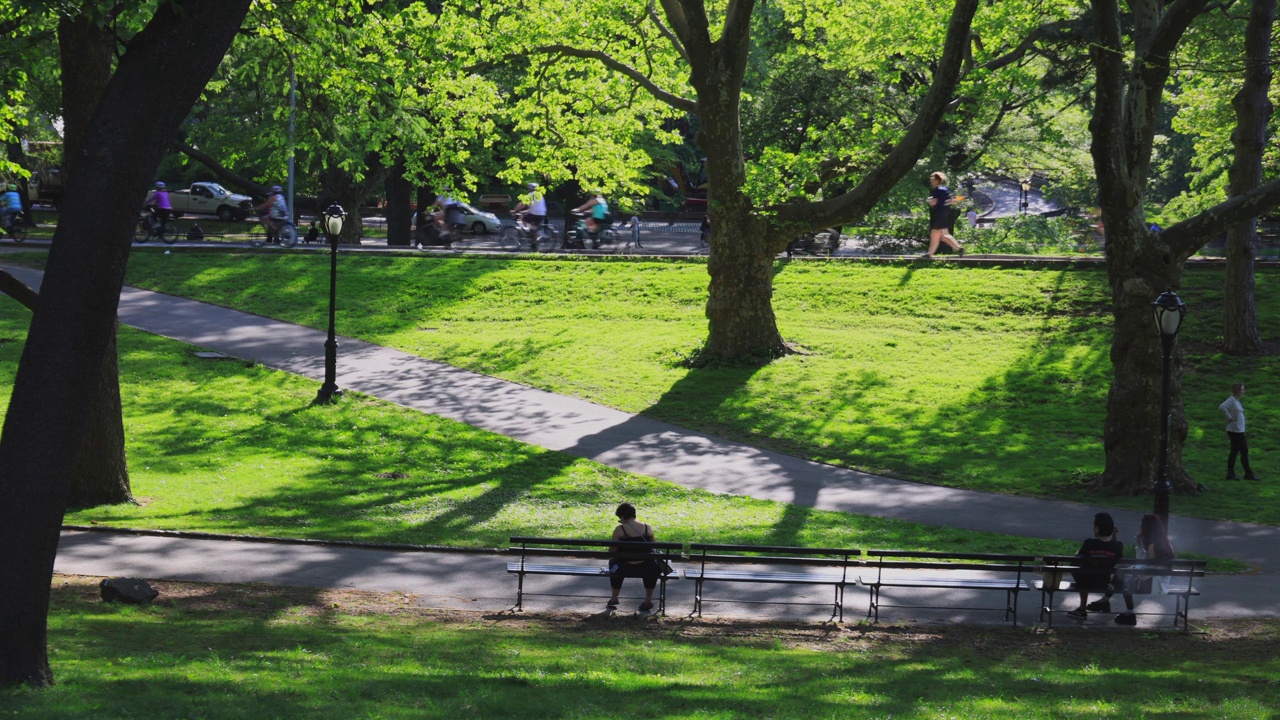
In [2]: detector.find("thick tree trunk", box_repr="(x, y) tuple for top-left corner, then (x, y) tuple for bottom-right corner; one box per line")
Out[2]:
(68, 328), (132, 508)
(59, 13), (132, 507)
(0, 0), (251, 689)
(1223, 0), (1274, 354)
(320, 167), (365, 245)
(1101, 224), (1194, 494)
(384, 156), (413, 247)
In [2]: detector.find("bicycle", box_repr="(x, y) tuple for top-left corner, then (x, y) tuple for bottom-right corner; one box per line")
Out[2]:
(500, 213), (556, 252)
(2, 211), (28, 242)
(133, 209), (178, 244)
(250, 214), (298, 248)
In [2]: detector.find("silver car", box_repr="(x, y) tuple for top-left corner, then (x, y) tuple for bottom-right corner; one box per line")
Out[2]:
(453, 202), (502, 234)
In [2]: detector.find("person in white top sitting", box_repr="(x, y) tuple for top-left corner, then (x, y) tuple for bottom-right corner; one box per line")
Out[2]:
(1219, 383), (1259, 481)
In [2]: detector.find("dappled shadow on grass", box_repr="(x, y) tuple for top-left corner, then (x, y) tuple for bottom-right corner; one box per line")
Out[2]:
(21, 581), (1280, 719)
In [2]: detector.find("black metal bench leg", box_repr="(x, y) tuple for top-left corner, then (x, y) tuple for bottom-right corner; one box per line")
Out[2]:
(658, 576), (666, 616)
(516, 571), (525, 612)
(694, 578), (704, 617)
(835, 585), (844, 623)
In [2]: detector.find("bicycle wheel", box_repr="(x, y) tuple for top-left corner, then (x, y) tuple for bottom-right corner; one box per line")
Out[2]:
(277, 221), (298, 248)
(498, 226), (522, 251)
(249, 229), (268, 248)
(161, 219), (179, 244)
(133, 220), (151, 244)
(7, 223), (27, 242)
(534, 229), (558, 253)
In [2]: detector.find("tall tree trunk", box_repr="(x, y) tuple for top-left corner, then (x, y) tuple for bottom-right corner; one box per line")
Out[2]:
(59, 12), (132, 507)
(1101, 223), (1194, 493)
(1223, 0), (1274, 354)
(0, 0), (251, 689)
(384, 155), (413, 247)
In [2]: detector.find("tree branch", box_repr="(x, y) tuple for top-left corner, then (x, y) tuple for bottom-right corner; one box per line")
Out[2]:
(1163, 177), (1280, 257)
(0, 270), (37, 311)
(648, 0), (688, 62)
(531, 44), (697, 113)
(173, 140), (270, 196)
(772, 0), (980, 229)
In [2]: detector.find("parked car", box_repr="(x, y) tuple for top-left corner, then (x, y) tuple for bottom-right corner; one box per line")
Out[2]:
(453, 202), (502, 234)
(167, 182), (254, 221)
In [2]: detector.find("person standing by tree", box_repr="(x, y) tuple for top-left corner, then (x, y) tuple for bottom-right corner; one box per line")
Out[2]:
(924, 171), (964, 258)
(1220, 383), (1260, 481)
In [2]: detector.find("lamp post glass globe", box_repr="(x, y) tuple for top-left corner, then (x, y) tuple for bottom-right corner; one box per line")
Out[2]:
(1152, 290), (1186, 338)
(323, 203), (345, 239)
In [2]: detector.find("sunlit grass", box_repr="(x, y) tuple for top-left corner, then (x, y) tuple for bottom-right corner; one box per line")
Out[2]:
(0, 299), (1091, 556)
(112, 252), (1280, 525)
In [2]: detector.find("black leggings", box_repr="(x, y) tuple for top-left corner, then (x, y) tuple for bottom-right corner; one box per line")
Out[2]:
(1228, 431), (1252, 477)
(609, 561), (659, 590)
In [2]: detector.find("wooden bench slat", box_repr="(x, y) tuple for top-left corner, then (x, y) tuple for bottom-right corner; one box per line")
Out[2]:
(685, 569), (849, 585)
(506, 563), (608, 576)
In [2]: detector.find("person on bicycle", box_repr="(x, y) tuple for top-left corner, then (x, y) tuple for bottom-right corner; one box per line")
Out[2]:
(142, 181), (172, 223)
(256, 185), (289, 235)
(574, 192), (608, 235)
(513, 183), (547, 233)
(1, 184), (22, 230)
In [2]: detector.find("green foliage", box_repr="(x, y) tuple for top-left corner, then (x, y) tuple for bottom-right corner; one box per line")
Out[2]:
(116, 253), (1280, 527)
(964, 215), (1092, 255)
(11, 579), (1280, 720)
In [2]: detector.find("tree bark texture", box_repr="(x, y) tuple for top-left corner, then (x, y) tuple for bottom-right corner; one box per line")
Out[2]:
(384, 156), (413, 247)
(1101, 224), (1194, 494)
(59, 13), (132, 507)
(0, 0), (251, 689)
(1088, 0), (1210, 494)
(1223, 0), (1274, 354)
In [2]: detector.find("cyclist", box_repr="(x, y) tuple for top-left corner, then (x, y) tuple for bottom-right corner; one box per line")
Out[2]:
(142, 181), (172, 224)
(255, 185), (289, 236)
(574, 192), (608, 235)
(1, 183), (22, 232)
(513, 183), (547, 233)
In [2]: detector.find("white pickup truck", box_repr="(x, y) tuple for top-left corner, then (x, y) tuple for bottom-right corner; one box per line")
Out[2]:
(167, 182), (254, 221)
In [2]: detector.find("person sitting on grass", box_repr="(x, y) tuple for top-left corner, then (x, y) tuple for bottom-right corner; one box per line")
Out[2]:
(1066, 512), (1124, 620)
(607, 502), (661, 613)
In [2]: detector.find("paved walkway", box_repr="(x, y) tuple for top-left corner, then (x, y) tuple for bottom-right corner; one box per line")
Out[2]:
(3, 264), (1276, 624)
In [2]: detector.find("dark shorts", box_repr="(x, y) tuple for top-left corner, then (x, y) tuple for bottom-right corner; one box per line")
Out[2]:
(1072, 570), (1118, 592)
(609, 559), (660, 589)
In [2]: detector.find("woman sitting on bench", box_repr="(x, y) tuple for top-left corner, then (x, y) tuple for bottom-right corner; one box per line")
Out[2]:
(607, 502), (661, 613)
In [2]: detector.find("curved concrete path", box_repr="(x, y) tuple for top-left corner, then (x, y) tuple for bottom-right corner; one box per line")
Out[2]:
(3, 264), (1275, 623)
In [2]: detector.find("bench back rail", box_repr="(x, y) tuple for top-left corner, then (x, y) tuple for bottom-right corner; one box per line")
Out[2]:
(862, 551), (1039, 625)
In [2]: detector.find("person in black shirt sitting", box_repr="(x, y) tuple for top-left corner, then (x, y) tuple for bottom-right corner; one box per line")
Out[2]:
(1067, 512), (1124, 620)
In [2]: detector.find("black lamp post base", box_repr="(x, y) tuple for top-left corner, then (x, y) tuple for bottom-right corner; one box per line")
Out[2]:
(314, 384), (342, 404)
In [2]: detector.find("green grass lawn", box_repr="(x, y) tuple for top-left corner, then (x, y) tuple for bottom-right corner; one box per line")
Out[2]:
(111, 251), (1280, 526)
(4, 576), (1277, 719)
(0, 298), (1099, 557)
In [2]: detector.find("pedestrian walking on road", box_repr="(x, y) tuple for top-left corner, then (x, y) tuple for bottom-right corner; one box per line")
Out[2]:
(925, 171), (964, 258)
(607, 502), (661, 613)
(1220, 383), (1260, 481)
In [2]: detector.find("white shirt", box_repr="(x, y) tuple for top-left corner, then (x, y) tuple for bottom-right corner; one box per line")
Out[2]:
(1219, 395), (1246, 433)
(529, 197), (547, 215)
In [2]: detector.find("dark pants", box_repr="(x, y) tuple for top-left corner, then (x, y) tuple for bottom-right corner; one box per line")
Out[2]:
(1227, 431), (1253, 478)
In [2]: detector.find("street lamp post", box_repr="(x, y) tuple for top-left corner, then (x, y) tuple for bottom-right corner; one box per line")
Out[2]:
(316, 203), (346, 404)
(1151, 289), (1187, 526)
(1020, 179), (1031, 215)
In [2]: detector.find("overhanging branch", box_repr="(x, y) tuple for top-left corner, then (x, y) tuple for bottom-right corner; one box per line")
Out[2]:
(531, 44), (697, 113)
(1163, 178), (1280, 257)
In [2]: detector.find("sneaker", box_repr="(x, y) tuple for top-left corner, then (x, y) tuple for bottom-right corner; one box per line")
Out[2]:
(957, 246), (966, 258)
(1246, 476), (1262, 481)
(638, 601), (654, 612)
(1066, 608), (1088, 620)
(606, 598), (619, 608)
(1085, 599), (1111, 612)
(1114, 613), (1137, 626)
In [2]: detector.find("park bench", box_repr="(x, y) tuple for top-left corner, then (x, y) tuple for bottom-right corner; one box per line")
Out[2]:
(682, 543), (861, 621)
(507, 536), (681, 614)
(1037, 555), (1207, 631)
(859, 550), (1038, 626)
